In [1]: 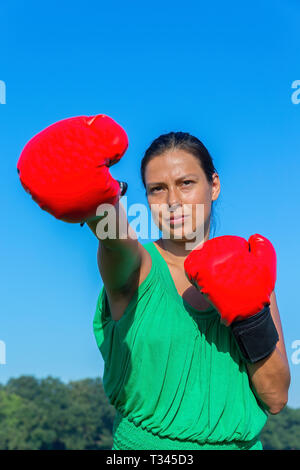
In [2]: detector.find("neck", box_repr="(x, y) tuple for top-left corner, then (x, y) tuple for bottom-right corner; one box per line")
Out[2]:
(157, 226), (211, 266)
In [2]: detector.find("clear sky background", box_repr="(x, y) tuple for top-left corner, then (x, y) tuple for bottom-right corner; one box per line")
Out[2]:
(1, 1), (300, 408)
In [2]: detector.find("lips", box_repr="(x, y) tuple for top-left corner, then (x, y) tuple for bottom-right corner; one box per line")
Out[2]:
(168, 214), (188, 226)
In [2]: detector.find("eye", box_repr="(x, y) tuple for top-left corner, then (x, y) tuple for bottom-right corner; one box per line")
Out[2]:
(149, 186), (162, 193)
(182, 180), (194, 186)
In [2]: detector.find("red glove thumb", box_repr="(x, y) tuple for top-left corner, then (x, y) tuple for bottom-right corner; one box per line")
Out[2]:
(248, 234), (277, 289)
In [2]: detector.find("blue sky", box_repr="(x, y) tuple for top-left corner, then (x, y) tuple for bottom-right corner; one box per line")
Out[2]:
(0, 0), (300, 408)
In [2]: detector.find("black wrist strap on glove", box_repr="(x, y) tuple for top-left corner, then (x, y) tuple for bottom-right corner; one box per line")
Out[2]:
(230, 305), (279, 364)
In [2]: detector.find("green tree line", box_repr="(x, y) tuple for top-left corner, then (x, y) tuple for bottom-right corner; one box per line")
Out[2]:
(0, 376), (299, 450)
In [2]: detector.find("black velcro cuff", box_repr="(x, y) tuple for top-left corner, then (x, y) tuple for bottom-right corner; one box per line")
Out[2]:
(230, 305), (279, 364)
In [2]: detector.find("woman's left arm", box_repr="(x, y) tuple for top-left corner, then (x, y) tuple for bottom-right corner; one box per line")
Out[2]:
(246, 290), (291, 414)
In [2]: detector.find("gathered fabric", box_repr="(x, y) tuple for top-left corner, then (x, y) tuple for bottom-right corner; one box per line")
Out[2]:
(93, 241), (267, 450)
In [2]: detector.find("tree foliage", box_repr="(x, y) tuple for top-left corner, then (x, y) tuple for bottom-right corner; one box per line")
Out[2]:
(0, 376), (115, 450)
(0, 375), (298, 450)
(260, 406), (300, 450)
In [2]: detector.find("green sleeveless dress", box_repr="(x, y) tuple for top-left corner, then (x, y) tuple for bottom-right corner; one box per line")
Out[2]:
(93, 241), (268, 450)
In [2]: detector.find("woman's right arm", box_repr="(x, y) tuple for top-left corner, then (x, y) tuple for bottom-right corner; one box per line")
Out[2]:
(87, 200), (152, 321)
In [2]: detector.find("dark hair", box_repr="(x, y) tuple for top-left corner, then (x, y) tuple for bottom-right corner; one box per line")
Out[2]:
(140, 131), (219, 236)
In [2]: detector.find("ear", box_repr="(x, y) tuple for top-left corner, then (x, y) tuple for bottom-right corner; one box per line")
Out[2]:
(211, 173), (221, 201)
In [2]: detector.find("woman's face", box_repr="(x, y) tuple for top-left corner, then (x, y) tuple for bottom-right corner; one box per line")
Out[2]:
(144, 148), (220, 246)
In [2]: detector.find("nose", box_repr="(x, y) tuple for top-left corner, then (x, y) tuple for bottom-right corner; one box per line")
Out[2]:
(167, 186), (181, 210)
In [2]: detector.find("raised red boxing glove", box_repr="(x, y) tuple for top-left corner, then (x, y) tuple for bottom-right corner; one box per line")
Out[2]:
(17, 114), (128, 223)
(184, 234), (279, 363)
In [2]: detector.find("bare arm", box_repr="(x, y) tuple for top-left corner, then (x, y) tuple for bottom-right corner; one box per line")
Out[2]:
(87, 200), (152, 321)
(246, 290), (291, 414)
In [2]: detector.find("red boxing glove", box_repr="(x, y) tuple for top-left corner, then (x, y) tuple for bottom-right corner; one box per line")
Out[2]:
(184, 234), (279, 363)
(184, 234), (276, 325)
(17, 114), (128, 223)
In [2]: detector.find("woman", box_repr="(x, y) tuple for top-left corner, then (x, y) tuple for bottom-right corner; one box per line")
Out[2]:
(89, 132), (291, 450)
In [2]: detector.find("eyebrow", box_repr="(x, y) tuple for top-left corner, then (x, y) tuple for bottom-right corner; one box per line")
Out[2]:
(146, 173), (199, 187)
